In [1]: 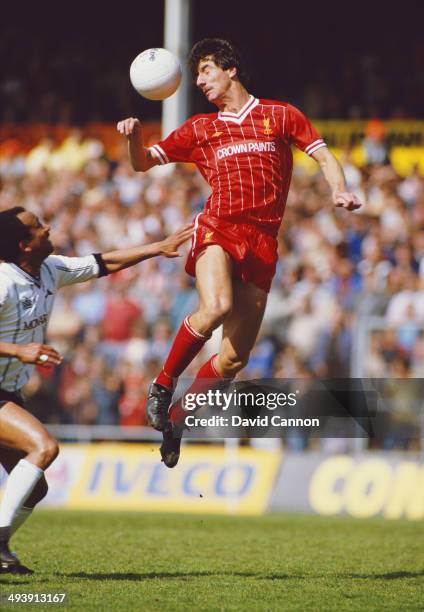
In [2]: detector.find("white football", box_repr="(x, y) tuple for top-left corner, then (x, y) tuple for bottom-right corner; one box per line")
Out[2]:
(130, 48), (182, 101)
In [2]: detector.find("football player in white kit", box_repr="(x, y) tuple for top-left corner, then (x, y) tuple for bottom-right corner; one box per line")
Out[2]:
(0, 207), (192, 574)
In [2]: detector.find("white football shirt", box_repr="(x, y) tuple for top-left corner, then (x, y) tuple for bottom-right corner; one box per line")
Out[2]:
(0, 254), (99, 392)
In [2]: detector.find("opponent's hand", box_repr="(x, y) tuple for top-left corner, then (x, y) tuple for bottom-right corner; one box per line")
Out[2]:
(158, 225), (194, 258)
(116, 117), (142, 139)
(15, 343), (63, 368)
(333, 192), (362, 211)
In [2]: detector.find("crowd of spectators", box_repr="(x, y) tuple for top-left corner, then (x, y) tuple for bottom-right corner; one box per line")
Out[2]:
(0, 129), (423, 449)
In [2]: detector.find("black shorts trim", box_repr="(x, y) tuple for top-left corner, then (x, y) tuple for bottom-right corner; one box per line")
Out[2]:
(0, 389), (24, 409)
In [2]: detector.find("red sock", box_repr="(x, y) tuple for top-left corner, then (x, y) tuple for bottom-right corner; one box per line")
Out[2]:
(155, 316), (210, 390)
(169, 354), (224, 424)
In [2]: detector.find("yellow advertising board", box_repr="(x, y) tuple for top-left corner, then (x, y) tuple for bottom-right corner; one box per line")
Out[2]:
(313, 120), (424, 148)
(309, 455), (424, 520)
(61, 443), (281, 516)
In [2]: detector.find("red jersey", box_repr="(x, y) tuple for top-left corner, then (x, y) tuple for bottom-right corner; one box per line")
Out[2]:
(149, 96), (326, 233)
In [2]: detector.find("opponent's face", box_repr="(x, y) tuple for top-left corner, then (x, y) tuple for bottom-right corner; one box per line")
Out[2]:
(17, 211), (54, 260)
(196, 57), (236, 105)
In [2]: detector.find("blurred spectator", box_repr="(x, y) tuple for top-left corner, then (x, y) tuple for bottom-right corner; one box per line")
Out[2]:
(310, 309), (352, 377)
(363, 119), (388, 165)
(99, 281), (142, 365)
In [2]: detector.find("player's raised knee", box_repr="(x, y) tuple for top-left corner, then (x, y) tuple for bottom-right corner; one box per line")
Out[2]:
(203, 299), (232, 328)
(31, 435), (59, 469)
(43, 437), (59, 465)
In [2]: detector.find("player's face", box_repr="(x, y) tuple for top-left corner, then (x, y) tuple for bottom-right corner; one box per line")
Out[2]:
(196, 57), (235, 105)
(17, 211), (54, 259)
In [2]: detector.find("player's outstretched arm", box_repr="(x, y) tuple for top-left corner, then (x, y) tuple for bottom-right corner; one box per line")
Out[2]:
(0, 342), (62, 367)
(311, 147), (362, 211)
(116, 117), (160, 172)
(98, 225), (193, 274)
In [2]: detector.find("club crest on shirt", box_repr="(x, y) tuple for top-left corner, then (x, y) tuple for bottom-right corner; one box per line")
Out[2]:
(20, 296), (33, 310)
(263, 117), (273, 136)
(212, 131), (223, 138)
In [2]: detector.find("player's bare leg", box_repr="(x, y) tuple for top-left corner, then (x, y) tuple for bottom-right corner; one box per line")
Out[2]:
(189, 244), (233, 334)
(0, 403), (59, 469)
(215, 279), (268, 377)
(0, 402), (58, 574)
(147, 245), (233, 431)
(161, 276), (267, 467)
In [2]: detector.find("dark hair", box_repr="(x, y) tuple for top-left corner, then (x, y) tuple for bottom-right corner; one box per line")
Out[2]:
(189, 38), (248, 86)
(0, 207), (30, 263)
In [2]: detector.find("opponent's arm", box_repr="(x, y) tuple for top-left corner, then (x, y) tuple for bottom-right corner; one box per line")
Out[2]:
(0, 342), (62, 367)
(311, 147), (362, 211)
(116, 117), (160, 171)
(98, 225), (193, 274)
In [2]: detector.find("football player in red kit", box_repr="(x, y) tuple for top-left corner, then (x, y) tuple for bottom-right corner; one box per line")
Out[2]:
(117, 38), (361, 467)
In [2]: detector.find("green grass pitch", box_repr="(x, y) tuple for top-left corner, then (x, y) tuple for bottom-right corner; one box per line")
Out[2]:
(1, 511), (423, 611)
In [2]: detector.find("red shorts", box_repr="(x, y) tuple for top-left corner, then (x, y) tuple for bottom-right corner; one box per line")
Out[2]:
(185, 214), (278, 293)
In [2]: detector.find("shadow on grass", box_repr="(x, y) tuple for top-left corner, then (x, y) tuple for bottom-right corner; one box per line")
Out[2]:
(61, 571), (291, 581)
(0, 577), (49, 586)
(348, 570), (424, 580)
(60, 569), (424, 582)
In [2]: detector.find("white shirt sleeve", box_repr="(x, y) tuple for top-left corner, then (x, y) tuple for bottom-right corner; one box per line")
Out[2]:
(45, 254), (100, 289)
(0, 281), (9, 313)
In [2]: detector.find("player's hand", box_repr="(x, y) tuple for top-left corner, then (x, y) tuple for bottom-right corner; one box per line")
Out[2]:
(333, 192), (362, 211)
(117, 117), (142, 139)
(158, 225), (194, 258)
(15, 343), (63, 368)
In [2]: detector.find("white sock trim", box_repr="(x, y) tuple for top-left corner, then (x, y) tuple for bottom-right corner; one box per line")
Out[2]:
(184, 316), (210, 340)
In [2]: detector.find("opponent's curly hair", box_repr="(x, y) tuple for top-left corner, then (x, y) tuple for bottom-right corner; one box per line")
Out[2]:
(189, 38), (248, 86)
(0, 207), (30, 263)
